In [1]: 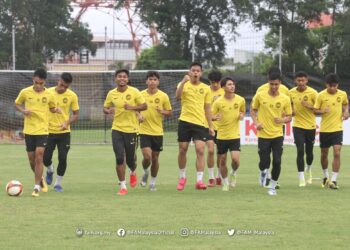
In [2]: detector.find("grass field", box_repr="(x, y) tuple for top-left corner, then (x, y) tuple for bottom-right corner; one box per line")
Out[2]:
(1, 144), (350, 250)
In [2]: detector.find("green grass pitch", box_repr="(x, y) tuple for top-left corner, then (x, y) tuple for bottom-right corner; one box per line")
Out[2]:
(1, 144), (349, 249)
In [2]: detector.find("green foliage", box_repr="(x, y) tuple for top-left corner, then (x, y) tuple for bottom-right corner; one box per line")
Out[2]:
(135, 45), (189, 70)
(234, 52), (274, 74)
(250, 0), (328, 73)
(0, 0), (96, 69)
(135, 0), (250, 67)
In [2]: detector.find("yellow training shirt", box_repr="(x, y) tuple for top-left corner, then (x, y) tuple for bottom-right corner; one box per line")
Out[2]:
(252, 91), (292, 138)
(212, 95), (246, 140)
(104, 86), (146, 133)
(48, 87), (79, 134)
(15, 86), (56, 135)
(289, 86), (318, 130)
(178, 81), (212, 127)
(139, 89), (172, 136)
(314, 89), (348, 132)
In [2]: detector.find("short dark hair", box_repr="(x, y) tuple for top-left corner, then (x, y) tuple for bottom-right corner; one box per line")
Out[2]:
(220, 77), (235, 88)
(61, 72), (73, 84)
(34, 68), (47, 80)
(190, 62), (202, 70)
(208, 70), (222, 82)
(325, 73), (339, 85)
(295, 71), (308, 79)
(115, 69), (129, 77)
(146, 70), (160, 80)
(268, 72), (282, 81)
(267, 66), (281, 76)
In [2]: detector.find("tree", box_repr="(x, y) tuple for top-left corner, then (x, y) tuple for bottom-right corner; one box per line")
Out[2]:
(0, 0), (96, 69)
(135, 45), (189, 69)
(132, 0), (252, 67)
(249, 0), (328, 73)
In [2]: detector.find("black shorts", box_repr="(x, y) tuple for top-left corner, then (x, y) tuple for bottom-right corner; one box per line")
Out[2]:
(320, 131), (343, 148)
(217, 139), (241, 154)
(140, 134), (163, 152)
(178, 120), (208, 142)
(24, 134), (48, 152)
(258, 137), (284, 155)
(293, 127), (316, 147)
(206, 130), (217, 143)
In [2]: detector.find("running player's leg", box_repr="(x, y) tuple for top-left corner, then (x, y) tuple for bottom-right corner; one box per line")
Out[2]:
(140, 134), (152, 187)
(206, 139), (216, 187)
(124, 132), (137, 188)
(320, 132), (330, 187)
(54, 133), (70, 191)
(193, 124), (208, 189)
(269, 137), (283, 194)
(293, 127), (306, 186)
(148, 136), (162, 190)
(177, 121), (191, 190)
(258, 138), (271, 186)
(112, 130), (127, 194)
(229, 139), (241, 188)
(43, 134), (56, 185)
(304, 129), (316, 184)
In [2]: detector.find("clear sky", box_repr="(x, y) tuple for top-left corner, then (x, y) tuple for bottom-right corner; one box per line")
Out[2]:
(72, 7), (267, 58)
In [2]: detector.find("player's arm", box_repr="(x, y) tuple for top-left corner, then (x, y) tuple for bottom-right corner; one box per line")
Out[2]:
(124, 102), (147, 111)
(211, 101), (221, 121)
(274, 114), (292, 124)
(14, 91), (32, 116)
(239, 100), (246, 120)
(250, 96), (263, 130)
(205, 103), (215, 136)
(49, 107), (62, 114)
(250, 108), (263, 130)
(301, 99), (315, 111)
(136, 111), (144, 122)
(342, 103), (349, 120)
(313, 103), (330, 115)
(15, 103), (32, 116)
(61, 110), (79, 130)
(275, 100), (292, 124)
(175, 75), (190, 100)
(156, 108), (172, 117)
(103, 92), (115, 114)
(313, 94), (329, 115)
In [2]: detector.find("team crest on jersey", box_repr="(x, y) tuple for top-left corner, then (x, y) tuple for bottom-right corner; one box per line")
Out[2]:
(337, 96), (341, 102)
(42, 97), (47, 103)
(276, 102), (281, 108)
(126, 94), (131, 100)
(63, 97), (68, 103)
(155, 98), (160, 104)
(199, 88), (204, 94)
(303, 96), (308, 101)
(234, 103), (239, 109)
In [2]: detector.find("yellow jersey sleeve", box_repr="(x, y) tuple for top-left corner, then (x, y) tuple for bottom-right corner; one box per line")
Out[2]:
(103, 91), (113, 108)
(72, 93), (80, 111)
(15, 89), (25, 105)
